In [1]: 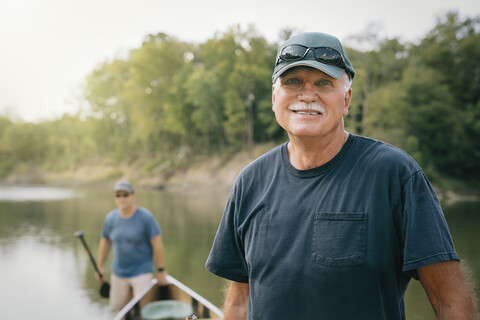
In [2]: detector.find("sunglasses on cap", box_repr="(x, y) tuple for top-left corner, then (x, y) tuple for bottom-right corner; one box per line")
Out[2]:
(115, 192), (131, 198)
(276, 45), (347, 70)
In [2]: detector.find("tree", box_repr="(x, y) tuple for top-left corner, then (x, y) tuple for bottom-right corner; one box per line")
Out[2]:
(413, 12), (480, 179)
(417, 12), (480, 106)
(2, 19), (479, 184)
(396, 65), (460, 174)
(345, 28), (409, 135)
(126, 33), (192, 155)
(84, 59), (131, 158)
(223, 26), (277, 148)
(186, 66), (225, 151)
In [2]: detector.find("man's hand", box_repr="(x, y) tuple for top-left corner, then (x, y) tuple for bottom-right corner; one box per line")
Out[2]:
(156, 270), (169, 286)
(95, 266), (106, 283)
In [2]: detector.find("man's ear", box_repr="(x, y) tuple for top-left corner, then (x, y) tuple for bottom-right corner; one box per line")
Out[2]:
(343, 87), (352, 116)
(272, 85), (276, 111)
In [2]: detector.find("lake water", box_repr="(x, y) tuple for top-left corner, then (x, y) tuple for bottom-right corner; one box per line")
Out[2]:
(0, 185), (478, 319)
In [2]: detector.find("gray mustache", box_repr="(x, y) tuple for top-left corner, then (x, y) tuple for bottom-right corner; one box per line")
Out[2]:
(288, 102), (326, 113)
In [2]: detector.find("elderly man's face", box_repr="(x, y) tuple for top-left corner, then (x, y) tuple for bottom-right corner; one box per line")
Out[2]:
(272, 67), (352, 141)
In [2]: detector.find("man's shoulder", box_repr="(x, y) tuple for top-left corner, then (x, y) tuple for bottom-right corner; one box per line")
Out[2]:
(237, 144), (284, 178)
(353, 135), (412, 158)
(135, 207), (155, 218)
(352, 134), (421, 174)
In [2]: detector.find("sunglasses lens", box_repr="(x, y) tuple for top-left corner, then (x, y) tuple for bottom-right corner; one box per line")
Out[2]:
(313, 47), (342, 65)
(115, 193), (130, 198)
(279, 46), (343, 68)
(280, 45), (308, 60)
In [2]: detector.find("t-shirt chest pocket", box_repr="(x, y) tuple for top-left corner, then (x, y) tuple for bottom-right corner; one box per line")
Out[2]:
(312, 212), (367, 267)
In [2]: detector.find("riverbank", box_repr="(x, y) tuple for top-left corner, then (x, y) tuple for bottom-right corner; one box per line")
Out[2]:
(0, 144), (275, 192)
(2, 142), (479, 202)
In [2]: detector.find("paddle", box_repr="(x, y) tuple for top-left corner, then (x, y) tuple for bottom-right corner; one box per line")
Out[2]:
(74, 231), (110, 298)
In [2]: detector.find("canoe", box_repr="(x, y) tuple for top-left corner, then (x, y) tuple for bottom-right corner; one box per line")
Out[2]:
(113, 274), (224, 320)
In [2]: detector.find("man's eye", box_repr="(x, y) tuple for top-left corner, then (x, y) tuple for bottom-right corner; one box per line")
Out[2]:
(316, 80), (332, 86)
(283, 78), (302, 86)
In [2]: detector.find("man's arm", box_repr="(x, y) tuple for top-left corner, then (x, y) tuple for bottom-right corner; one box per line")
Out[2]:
(224, 281), (249, 320)
(96, 237), (111, 282)
(151, 234), (168, 286)
(418, 260), (479, 319)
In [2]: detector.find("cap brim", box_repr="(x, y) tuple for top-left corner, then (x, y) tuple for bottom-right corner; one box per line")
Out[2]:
(272, 60), (345, 83)
(114, 188), (131, 192)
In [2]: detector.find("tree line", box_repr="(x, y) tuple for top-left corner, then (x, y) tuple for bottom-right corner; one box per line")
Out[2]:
(1, 12), (479, 183)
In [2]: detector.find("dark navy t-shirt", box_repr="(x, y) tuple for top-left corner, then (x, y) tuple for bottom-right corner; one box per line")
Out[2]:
(206, 134), (459, 320)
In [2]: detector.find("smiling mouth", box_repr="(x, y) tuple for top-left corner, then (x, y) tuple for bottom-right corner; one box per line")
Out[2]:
(288, 102), (325, 116)
(293, 111), (321, 115)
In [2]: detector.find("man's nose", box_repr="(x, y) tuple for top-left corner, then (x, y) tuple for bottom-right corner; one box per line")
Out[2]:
(298, 83), (317, 102)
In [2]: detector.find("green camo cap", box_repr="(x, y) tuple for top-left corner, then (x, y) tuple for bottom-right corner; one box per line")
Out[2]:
(272, 32), (355, 83)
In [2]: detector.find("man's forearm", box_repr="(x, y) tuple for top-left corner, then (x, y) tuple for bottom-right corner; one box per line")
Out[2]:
(419, 261), (479, 320)
(151, 235), (165, 269)
(97, 238), (111, 270)
(224, 281), (249, 320)
(430, 283), (479, 320)
(431, 290), (479, 320)
(224, 304), (248, 320)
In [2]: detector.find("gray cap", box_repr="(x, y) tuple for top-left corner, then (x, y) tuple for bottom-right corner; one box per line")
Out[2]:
(272, 32), (355, 83)
(114, 181), (134, 193)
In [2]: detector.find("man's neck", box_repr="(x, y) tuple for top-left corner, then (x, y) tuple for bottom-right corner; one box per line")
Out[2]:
(287, 131), (349, 170)
(119, 206), (136, 218)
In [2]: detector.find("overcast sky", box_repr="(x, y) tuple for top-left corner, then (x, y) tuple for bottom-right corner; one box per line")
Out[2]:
(1, 0), (479, 122)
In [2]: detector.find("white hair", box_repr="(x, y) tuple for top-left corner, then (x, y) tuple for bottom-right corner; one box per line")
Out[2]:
(344, 75), (352, 92)
(273, 77), (281, 95)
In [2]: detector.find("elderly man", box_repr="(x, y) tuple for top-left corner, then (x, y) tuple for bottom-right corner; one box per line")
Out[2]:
(206, 32), (478, 319)
(97, 181), (168, 311)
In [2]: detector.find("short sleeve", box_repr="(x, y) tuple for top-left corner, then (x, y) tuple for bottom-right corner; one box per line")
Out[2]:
(101, 212), (113, 239)
(401, 171), (460, 276)
(206, 189), (249, 283)
(144, 210), (161, 239)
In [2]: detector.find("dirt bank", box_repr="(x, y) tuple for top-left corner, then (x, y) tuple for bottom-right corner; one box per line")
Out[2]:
(1, 144), (275, 191)
(2, 143), (479, 203)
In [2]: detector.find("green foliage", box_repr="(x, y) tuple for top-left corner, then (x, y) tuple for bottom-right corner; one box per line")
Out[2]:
(186, 63), (226, 150)
(0, 117), (14, 177)
(416, 13), (480, 106)
(397, 65), (459, 171)
(1, 12), (479, 182)
(347, 12), (480, 180)
(84, 58), (132, 158)
(413, 13), (480, 179)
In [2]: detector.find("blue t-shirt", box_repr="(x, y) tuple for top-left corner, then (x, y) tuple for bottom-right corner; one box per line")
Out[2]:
(206, 134), (459, 320)
(102, 207), (162, 278)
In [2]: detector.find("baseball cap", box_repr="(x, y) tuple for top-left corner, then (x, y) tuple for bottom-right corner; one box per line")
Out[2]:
(272, 32), (355, 83)
(114, 181), (134, 193)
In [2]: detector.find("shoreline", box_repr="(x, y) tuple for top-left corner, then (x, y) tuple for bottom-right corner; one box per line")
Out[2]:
(1, 144), (479, 203)
(0, 144), (274, 193)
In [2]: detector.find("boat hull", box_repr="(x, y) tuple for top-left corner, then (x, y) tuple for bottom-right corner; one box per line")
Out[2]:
(114, 275), (224, 320)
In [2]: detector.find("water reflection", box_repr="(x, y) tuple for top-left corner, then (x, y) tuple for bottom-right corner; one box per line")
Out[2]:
(0, 185), (229, 319)
(0, 185), (77, 201)
(0, 236), (113, 319)
(0, 185), (478, 320)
